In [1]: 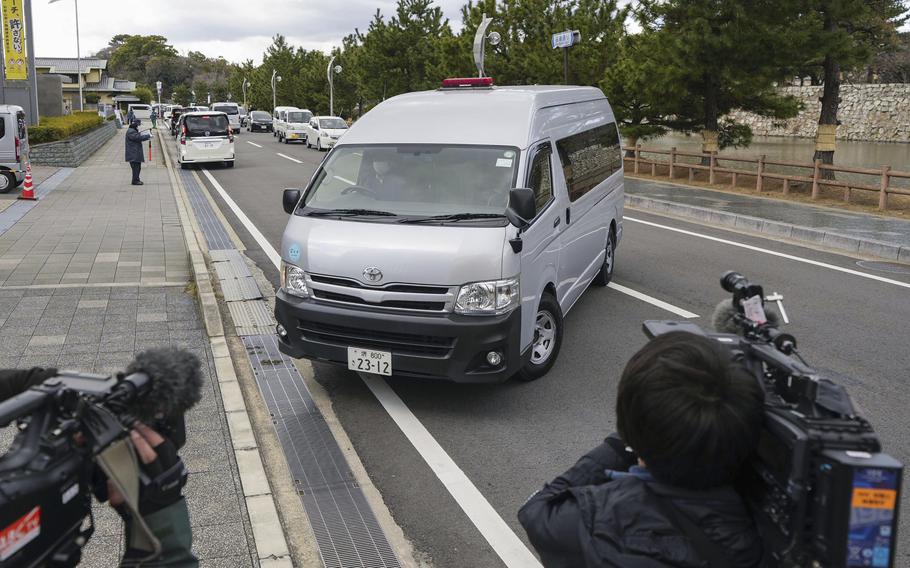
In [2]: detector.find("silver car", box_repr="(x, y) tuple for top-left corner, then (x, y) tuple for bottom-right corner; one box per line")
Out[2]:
(275, 81), (624, 383)
(0, 105), (29, 193)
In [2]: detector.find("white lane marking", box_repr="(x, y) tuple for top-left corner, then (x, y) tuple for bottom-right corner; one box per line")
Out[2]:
(361, 374), (544, 568)
(608, 282), (699, 318)
(199, 169), (281, 268)
(246, 141), (262, 148)
(626, 216), (910, 290)
(199, 174), (542, 566)
(277, 152), (303, 164)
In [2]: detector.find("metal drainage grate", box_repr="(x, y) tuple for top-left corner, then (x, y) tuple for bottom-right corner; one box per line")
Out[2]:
(244, 334), (401, 568)
(227, 300), (275, 336)
(177, 165), (234, 250)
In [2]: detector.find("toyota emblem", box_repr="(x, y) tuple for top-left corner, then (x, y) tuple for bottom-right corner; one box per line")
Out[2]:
(363, 267), (383, 283)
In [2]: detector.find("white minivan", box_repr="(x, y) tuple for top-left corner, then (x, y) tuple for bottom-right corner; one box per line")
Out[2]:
(127, 104), (151, 121)
(211, 102), (242, 133)
(272, 106), (298, 138)
(0, 104), (29, 193)
(275, 79), (624, 383)
(177, 111), (235, 169)
(278, 109), (314, 144)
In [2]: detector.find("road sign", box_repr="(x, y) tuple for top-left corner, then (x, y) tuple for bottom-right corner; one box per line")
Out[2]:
(551, 30), (580, 50)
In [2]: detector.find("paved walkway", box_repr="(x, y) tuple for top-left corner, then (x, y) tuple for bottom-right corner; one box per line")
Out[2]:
(626, 177), (910, 247)
(0, 128), (259, 567)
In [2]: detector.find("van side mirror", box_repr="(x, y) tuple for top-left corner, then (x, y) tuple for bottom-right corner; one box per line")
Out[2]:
(505, 187), (536, 229)
(283, 188), (301, 214)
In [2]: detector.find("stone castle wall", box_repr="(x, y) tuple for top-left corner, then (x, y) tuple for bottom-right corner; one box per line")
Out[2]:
(727, 84), (910, 143)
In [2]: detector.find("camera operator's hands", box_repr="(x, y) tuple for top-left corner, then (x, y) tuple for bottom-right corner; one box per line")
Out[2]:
(108, 423), (186, 516)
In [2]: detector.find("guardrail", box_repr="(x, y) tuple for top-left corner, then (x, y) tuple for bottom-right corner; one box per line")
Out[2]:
(622, 145), (910, 211)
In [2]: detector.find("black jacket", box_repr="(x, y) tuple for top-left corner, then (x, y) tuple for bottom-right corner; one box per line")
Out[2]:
(518, 436), (763, 568)
(125, 127), (150, 163)
(0, 367), (58, 402)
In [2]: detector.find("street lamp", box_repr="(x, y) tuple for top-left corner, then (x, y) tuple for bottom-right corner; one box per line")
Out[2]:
(242, 78), (250, 110)
(327, 56), (342, 116)
(473, 13), (500, 78)
(49, 0), (83, 111)
(271, 69), (281, 112)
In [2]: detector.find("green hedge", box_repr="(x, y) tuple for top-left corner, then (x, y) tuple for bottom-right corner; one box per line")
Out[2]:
(29, 112), (104, 144)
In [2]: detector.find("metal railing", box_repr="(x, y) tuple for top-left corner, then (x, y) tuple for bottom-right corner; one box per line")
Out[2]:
(623, 145), (910, 210)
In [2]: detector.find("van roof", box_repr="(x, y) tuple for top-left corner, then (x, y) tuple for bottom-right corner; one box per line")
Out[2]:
(340, 85), (606, 149)
(0, 104), (24, 113)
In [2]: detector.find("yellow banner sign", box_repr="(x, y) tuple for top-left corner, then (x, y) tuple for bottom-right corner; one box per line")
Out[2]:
(2, 0), (27, 81)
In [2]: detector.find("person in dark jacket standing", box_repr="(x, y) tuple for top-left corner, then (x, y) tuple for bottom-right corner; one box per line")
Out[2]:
(518, 332), (765, 568)
(125, 119), (151, 186)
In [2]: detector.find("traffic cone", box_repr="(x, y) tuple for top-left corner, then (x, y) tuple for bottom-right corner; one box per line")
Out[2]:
(18, 163), (36, 201)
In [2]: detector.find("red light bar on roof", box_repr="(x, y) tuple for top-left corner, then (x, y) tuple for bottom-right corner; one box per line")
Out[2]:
(441, 77), (494, 88)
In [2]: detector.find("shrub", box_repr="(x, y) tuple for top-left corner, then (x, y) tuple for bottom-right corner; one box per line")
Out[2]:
(30, 112), (104, 144)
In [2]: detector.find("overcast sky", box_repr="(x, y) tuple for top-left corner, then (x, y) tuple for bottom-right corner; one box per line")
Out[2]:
(32, 0), (468, 64)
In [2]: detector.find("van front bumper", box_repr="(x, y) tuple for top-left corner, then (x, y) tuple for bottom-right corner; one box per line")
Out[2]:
(275, 290), (523, 383)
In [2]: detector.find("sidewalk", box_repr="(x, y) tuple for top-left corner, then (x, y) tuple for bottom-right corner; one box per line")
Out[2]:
(625, 176), (910, 262)
(0, 128), (260, 566)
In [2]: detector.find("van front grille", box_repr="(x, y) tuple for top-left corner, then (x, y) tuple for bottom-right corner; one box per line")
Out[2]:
(298, 320), (455, 357)
(306, 273), (455, 313)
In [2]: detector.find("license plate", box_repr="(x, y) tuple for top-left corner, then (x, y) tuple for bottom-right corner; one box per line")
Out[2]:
(199, 142), (215, 149)
(289, 134), (297, 139)
(347, 347), (392, 376)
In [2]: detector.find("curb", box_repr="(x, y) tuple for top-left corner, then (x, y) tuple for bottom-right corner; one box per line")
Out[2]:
(624, 193), (910, 264)
(158, 128), (294, 567)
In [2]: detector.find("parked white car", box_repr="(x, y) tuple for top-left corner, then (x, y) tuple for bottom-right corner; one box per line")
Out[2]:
(272, 106), (298, 138)
(304, 116), (348, 151)
(176, 111), (235, 169)
(211, 102), (242, 133)
(278, 109), (314, 144)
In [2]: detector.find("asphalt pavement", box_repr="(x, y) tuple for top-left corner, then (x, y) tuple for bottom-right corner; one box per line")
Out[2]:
(187, 128), (910, 567)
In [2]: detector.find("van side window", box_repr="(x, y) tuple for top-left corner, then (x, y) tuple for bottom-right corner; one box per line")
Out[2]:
(527, 144), (553, 212)
(0, 117), (5, 140)
(555, 122), (622, 202)
(16, 112), (26, 140)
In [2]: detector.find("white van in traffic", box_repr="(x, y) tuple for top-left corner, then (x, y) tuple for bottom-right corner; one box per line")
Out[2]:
(128, 104), (151, 121)
(176, 111), (235, 169)
(212, 102), (242, 133)
(272, 106), (298, 138)
(303, 116), (347, 151)
(275, 79), (624, 383)
(278, 109), (314, 144)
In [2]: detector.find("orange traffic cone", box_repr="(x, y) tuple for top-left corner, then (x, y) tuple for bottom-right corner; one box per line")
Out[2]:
(18, 163), (36, 201)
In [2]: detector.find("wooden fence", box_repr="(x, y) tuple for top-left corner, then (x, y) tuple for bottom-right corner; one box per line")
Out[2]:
(622, 145), (910, 211)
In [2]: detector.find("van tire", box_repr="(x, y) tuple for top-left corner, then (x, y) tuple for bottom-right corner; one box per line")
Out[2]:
(592, 228), (616, 287)
(317, 139), (322, 151)
(180, 162), (188, 170)
(224, 161), (234, 168)
(516, 293), (563, 382)
(0, 172), (13, 193)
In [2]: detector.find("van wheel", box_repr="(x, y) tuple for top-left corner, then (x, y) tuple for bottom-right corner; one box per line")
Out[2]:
(0, 172), (13, 193)
(592, 228), (616, 287)
(180, 162), (188, 170)
(317, 139), (322, 151)
(224, 161), (234, 168)
(516, 294), (563, 382)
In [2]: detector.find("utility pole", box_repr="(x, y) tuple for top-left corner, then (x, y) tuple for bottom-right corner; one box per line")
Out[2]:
(49, 0), (83, 110)
(271, 69), (281, 112)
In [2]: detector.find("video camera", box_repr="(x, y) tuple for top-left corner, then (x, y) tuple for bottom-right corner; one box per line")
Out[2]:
(643, 271), (903, 568)
(0, 349), (202, 567)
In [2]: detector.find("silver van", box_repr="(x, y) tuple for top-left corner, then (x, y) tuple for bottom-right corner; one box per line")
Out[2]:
(275, 81), (624, 383)
(0, 105), (29, 193)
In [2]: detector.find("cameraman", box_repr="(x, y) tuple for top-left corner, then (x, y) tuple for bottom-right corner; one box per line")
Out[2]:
(518, 332), (765, 567)
(1, 367), (199, 567)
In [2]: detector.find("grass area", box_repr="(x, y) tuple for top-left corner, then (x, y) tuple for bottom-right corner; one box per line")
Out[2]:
(29, 111), (103, 144)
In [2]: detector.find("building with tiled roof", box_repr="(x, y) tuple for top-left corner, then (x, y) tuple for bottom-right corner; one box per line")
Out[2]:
(35, 57), (136, 108)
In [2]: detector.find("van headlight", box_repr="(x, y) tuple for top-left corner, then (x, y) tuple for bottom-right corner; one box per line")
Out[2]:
(281, 262), (308, 298)
(454, 278), (519, 315)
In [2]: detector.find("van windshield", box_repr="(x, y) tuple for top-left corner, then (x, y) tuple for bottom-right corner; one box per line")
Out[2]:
(185, 115), (230, 137)
(287, 111), (312, 123)
(213, 105), (239, 115)
(302, 145), (519, 221)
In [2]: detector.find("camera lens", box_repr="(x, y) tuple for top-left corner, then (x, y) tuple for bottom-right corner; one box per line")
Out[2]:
(721, 271), (747, 293)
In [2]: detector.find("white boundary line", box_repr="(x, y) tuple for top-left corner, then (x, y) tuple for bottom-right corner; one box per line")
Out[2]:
(608, 282), (699, 318)
(360, 374), (543, 568)
(626, 216), (910, 290)
(277, 152), (303, 164)
(246, 140), (263, 148)
(200, 169), (282, 268)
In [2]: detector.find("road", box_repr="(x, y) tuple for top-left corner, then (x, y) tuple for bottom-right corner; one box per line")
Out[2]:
(186, 129), (910, 567)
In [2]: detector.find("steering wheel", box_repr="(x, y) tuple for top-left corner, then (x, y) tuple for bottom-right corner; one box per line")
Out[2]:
(341, 185), (377, 197)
